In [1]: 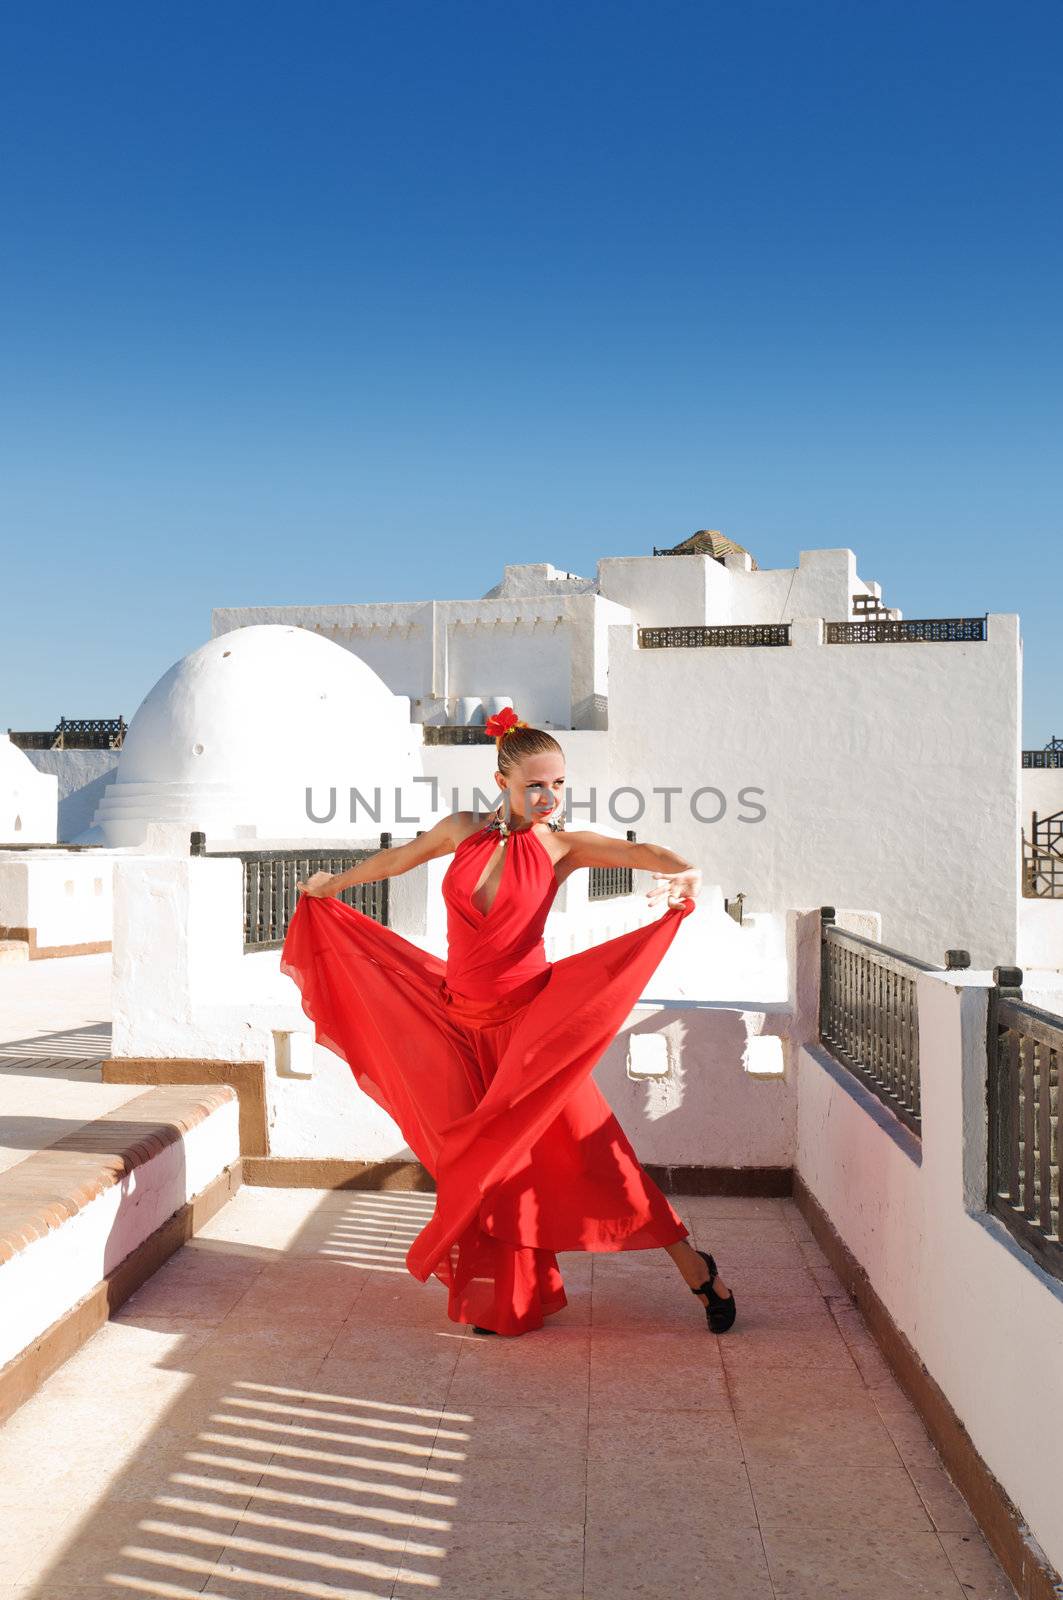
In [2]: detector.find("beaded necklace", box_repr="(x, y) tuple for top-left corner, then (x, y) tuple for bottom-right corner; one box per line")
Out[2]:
(486, 810), (566, 839)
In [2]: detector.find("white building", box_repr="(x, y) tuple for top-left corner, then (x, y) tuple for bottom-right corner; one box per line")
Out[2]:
(211, 533), (1021, 971)
(212, 533), (901, 732)
(5, 535), (1063, 1592)
(2, 531), (1048, 972)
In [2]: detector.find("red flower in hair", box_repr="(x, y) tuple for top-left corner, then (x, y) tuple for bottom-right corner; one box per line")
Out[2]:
(484, 706), (526, 739)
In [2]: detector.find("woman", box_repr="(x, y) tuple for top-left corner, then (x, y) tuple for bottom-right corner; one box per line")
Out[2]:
(280, 707), (736, 1338)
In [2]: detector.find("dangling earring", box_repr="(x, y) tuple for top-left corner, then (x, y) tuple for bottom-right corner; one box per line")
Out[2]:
(489, 800), (510, 839)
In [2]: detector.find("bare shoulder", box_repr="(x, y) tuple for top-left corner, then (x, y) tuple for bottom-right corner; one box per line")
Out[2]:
(399, 810), (485, 864)
(453, 809), (494, 847)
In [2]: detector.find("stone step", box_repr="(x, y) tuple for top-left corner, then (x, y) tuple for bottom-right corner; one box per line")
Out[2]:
(0, 940), (29, 964)
(0, 1083), (242, 1421)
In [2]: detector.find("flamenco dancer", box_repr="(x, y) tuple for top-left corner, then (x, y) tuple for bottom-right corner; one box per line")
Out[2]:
(280, 707), (736, 1338)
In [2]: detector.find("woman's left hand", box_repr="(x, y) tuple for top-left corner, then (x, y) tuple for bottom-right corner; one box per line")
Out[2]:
(297, 871), (338, 898)
(647, 867), (701, 907)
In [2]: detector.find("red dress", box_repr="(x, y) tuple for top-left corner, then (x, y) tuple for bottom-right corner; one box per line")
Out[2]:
(279, 821), (696, 1335)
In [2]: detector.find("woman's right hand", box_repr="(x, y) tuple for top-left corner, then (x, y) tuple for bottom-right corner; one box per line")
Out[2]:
(296, 871), (338, 898)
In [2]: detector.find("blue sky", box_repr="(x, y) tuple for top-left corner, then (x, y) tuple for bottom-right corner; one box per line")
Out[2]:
(2, 1), (1060, 742)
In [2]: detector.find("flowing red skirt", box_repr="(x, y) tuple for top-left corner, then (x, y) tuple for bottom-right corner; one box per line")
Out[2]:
(280, 892), (696, 1335)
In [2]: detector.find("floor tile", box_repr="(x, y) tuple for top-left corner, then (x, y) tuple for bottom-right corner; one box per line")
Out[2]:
(392, 1516), (585, 1600)
(937, 1529), (1020, 1598)
(758, 1519), (967, 1599)
(584, 1517), (773, 1600)
(0, 1190), (1020, 1600)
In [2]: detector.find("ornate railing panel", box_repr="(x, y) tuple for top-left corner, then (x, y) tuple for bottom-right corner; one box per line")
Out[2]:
(987, 969), (1062, 1281)
(638, 624), (791, 648)
(825, 616), (987, 644)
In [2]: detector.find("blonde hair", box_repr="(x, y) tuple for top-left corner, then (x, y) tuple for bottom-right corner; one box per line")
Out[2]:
(486, 718), (566, 830)
(493, 720), (564, 779)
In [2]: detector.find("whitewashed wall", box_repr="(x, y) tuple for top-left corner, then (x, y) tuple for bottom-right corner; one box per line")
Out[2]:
(1021, 767), (1063, 833)
(447, 614), (573, 727)
(724, 548), (876, 624)
(0, 852), (113, 949)
(108, 843), (796, 1164)
(595, 997), (794, 1168)
(796, 954), (1063, 1578)
(597, 552), (723, 626)
(483, 562), (597, 599)
(606, 613), (1021, 968)
(1012, 769), (1063, 970)
(19, 750), (119, 842)
(1017, 897), (1063, 972)
(597, 548), (885, 627)
(0, 735), (58, 845)
(212, 592), (626, 731)
(213, 602), (435, 700)
(208, 550), (921, 775)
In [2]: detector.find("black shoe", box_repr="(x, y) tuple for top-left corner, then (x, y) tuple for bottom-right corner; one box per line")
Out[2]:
(471, 1324), (497, 1335)
(691, 1249), (737, 1333)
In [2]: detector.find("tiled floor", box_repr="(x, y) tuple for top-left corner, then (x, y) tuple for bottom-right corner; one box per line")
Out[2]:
(0, 952), (129, 1173)
(0, 1189), (1018, 1599)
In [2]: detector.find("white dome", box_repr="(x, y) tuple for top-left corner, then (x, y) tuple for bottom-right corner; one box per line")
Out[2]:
(81, 625), (425, 847)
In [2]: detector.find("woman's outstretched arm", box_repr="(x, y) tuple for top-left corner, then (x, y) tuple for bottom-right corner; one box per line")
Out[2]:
(296, 812), (466, 898)
(556, 830), (703, 906)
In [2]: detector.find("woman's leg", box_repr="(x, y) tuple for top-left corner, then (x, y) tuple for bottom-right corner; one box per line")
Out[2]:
(430, 985), (568, 1336)
(662, 1238), (732, 1307)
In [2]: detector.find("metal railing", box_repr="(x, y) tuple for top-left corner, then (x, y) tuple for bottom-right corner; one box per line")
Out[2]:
(1023, 842), (1063, 898)
(0, 842), (103, 851)
(191, 831), (394, 951)
(1023, 810), (1063, 899)
(1023, 828), (1063, 898)
(1032, 809), (1063, 855)
(1022, 749), (1063, 768)
(588, 830), (636, 900)
(422, 725), (496, 745)
(987, 966), (1062, 1281)
(638, 624), (791, 649)
(818, 909), (969, 1136)
(825, 616), (987, 644)
(8, 716), (127, 750)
